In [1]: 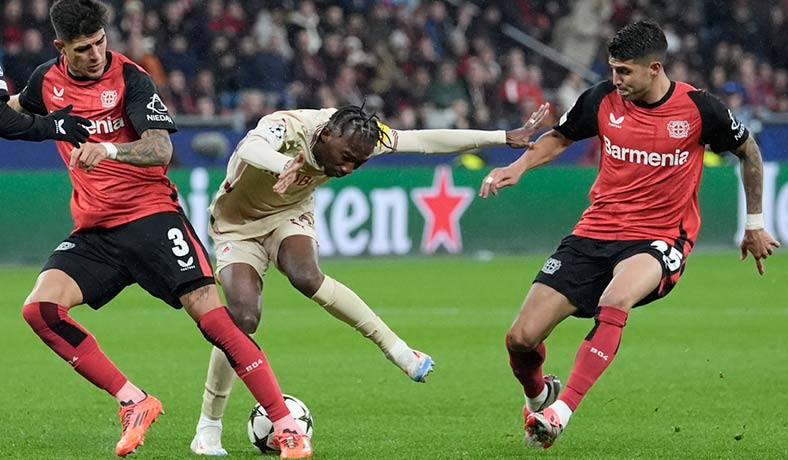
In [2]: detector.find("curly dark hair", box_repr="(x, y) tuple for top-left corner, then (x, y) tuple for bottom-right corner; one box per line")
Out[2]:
(326, 104), (392, 151)
(50, 0), (108, 43)
(607, 20), (668, 63)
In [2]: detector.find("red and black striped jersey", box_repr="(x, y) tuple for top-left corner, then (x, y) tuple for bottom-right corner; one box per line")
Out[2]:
(554, 80), (748, 246)
(18, 51), (180, 231)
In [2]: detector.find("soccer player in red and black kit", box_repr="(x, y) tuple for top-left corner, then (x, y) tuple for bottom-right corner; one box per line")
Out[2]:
(479, 20), (780, 448)
(12, 1), (311, 458)
(0, 63), (89, 145)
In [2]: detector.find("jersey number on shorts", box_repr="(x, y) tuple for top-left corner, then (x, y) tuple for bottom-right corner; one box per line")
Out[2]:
(650, 240), (683, 272)
(168, 228), (191, 257)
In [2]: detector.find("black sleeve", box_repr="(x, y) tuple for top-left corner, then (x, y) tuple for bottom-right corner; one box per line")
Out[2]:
(122, 63), (178, 135)
(0, 101), (56, 141)
(18, 59), (56, 116)
(553, 80), (615, 141)
(0, 62), (56, 141)
(0, 64), (8, 102)
(688, 90), (749, 153)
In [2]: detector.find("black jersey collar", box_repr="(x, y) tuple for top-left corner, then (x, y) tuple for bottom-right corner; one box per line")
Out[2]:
(633, 80), (675, 109)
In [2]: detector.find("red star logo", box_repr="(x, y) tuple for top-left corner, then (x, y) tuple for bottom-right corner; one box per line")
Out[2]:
(411, 165), (474, 253)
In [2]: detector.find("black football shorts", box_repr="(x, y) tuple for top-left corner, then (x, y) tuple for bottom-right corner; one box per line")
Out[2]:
(534, 234), (691, 318)
(42, 211), (215, 309)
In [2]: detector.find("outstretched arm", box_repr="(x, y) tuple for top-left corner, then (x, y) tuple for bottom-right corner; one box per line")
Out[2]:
(479, 129), (573, 198)
(731, 136), (780, 274)
(1, 99), (89, 147)
(69, 129), (173, 171)
(385, 103), (550, 154)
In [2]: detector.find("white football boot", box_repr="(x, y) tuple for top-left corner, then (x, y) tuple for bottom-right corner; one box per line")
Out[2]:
(191, 415), (228, 456)
(385, 339), (435, 382)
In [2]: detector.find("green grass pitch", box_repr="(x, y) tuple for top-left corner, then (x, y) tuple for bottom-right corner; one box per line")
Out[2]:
(1, 252), (786, 460)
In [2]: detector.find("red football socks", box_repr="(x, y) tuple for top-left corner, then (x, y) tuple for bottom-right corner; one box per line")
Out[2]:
(22, 302), (128, 395)
(197, 307), (290, 422)
(506, 335), (547, 397)
(560, 306), (629, 410)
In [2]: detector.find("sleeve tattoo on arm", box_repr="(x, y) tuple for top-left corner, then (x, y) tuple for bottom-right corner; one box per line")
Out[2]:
(115, 129), (173, 166)
(734, 136), (764, 214)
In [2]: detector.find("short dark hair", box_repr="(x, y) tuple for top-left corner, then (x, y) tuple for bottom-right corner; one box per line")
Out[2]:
(326, 105), (391, 151)
(50, 0), (108, 43)
(607, 20), (667, 62)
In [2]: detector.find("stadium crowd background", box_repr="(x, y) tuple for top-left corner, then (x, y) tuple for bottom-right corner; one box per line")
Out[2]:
(2, 0), (788, 158)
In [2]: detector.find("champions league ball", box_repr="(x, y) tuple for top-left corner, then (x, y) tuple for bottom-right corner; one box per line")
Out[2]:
(247, 395), (314, 453)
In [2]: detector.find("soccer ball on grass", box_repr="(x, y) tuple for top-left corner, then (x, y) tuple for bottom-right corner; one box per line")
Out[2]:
(247, 394), (314, 453)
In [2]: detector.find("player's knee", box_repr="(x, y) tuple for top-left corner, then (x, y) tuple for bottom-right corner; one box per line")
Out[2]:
(287, 268), (323, 297)
(597, 292), (634, 310)
(22, 302), (41, 329)
(22, 301), (62, 334)
(506, 329), (541, 352)
(222, 296), (261, 333)
(233, 309), (261, 334)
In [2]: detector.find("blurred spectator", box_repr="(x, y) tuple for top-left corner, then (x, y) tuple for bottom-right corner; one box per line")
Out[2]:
(463, 56), (496, 128)
(160, 33), (198, 79)
(3, 29), (48, 92)
(126, 33), (167, 87)
(26, 0), (56, 49)
(722, 81), (761, 135)
(556, 72), (585, 115)
(2, 0), (25, 52)
(427, 60), (469, 109)
(289, 0), (321, 55)
(551, 0), (612, 70)
(193, 69), (221, 110)
(258, 36), (291, 98)
(238, 89), (271, 129)
(195, 95), (218, 118)
(254, 9), (293, 60)
(499, 49), (545, 127)
(161, 69), (195, 115)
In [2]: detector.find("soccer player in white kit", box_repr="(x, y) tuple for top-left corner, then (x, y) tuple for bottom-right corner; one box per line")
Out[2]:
(191, 103), (549, 455)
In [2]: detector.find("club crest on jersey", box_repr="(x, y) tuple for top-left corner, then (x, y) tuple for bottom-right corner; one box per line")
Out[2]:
(667, 120), (690, 139)
(218, 242), (232, 256)
(53, 86), (65, 100)
(101, 90), (118, 108)
(608, 112), (624, 128)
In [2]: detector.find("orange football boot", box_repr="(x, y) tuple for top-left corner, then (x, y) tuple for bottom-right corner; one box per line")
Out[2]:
(273, 429), (313, 459)
(115, 394), (163, 457)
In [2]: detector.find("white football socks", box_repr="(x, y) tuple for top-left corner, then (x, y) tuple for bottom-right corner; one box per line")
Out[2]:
(525, 384), (549, 412)
(385, 338), (418, 372)
(548, 400), (573, 427)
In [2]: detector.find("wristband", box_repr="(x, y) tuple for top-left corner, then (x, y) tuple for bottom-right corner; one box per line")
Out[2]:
(745, 213), (764, 230)
(101, 142), (118, 160)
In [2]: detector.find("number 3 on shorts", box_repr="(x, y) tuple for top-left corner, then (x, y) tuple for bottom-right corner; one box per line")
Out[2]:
(650, 240), (682, 272)
(168, 228), (191, 257)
